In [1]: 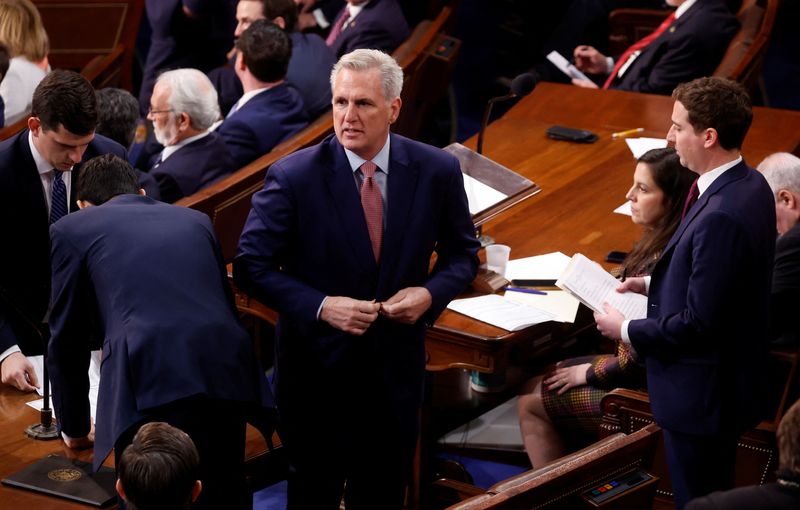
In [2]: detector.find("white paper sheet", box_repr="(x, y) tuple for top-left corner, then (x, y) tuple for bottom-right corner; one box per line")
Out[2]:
(625, 137), (668, 159)
(27, 350), (101, 420)
(447, 294), (555, 331)
(463, 173), (508, 215)
(502, 289), (581, 323)
(504, 252), (571, 282)
(546, 51), (591, 82)
(614, 201), (632, 216)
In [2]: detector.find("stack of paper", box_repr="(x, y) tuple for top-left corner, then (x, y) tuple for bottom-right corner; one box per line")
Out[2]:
(447, 294), (555, 331)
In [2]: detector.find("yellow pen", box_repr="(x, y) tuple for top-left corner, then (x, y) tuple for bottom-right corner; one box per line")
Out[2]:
(611, 127), (645, 139)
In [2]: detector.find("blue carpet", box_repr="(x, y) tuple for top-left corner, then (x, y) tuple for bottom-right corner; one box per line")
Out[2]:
(436, 453), (529, 490)
(253, 480), (287, 510)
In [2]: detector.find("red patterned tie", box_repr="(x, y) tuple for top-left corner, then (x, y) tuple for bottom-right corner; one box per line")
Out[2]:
(680, 178), (699, 220)
(603, 12), (676, 89)
(325, 7), (351, 47)
(360, 161), (383, 263)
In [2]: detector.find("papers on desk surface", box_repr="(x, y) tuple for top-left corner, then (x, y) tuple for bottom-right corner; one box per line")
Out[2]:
(614, 201), (632, 216)
(463, 173), (508, 215)
(546, 51), (591, 82)
(503, 289), (580, 323)
(447, 294), (555, 331)
(625, 137), (668, 159)
(505, 252), (571, 282)
(26, 351), (101, 421)
(556, 253), (647, 319)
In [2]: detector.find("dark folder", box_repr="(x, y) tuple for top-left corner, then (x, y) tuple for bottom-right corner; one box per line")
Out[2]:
(2, 454), (116, 507)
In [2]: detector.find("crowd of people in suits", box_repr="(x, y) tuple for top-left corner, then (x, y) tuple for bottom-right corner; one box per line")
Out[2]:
(0, 0), (799, 509)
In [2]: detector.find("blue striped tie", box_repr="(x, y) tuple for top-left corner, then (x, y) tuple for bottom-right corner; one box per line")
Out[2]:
(50, 171), (68, 223)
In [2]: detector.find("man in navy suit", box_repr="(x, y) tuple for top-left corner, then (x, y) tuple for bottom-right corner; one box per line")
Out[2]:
(48, 154), (273, 510)
(595, 77), (776, 508)
(146, 68), (234, 203)
(0, 70), (126, 392)
(234, 49), (479, 509)
(208, 0), (335, 118)
(572, 0), (738, 95)
(326, 0), (410, 60)
(217, 20), (309, 169)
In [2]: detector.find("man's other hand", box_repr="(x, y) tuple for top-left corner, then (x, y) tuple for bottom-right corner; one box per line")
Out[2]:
(320, 297), (380, 335)
(1, 351), (39, 392)
(380, 287), (433, 324)
(573, 45), (609, 75)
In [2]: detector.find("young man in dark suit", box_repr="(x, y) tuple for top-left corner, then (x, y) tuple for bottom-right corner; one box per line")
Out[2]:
(217, 19), (309, 169)
(47, 154), (273, 510)
(326, 0), (410, 60)
(0, 70), (126, 392)
(234, 49), (479, 509)
(595, 77), (776, 508)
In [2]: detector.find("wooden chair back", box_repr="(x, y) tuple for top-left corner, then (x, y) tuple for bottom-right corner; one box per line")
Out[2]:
(437, 424), (662, 510)
(33, 0), (143, 91)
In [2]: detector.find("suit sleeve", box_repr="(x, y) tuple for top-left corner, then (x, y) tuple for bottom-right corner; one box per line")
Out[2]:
(422, 158), (480, 321)
(47, 224), (92, 439)
(217, 119), (259, 170)
(629, 210), (752, 357)
(234, 163), (327, 328)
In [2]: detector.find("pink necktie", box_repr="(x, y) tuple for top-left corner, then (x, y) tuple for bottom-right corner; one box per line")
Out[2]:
(603, 12), (676, 89)
(360, 161), (383, 263)
(680, 178), (699, 220)
(326, 8), (351, 47)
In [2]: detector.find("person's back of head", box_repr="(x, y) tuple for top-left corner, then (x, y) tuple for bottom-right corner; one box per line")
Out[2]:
(777, 399), (800, 479)
(96, 87), (139, 149)
(32, 69), (97, 135)
(758, 153), (800, 198)
(0, 0), (48, 61)
(235, 19), (292, 83)
(672, 76), (752, 151)
(260, 0), (298, 32)
(116, 422), (201, 510)
(77, 154), (141, 206)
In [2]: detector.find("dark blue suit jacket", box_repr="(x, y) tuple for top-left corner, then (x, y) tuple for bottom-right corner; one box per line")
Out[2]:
(329, 0), (410, 60)
(611, 0), (738, 94)
(48, 195), (273, 468)
(217, 83), (309, 169)
(150, 132), (234, 203)
(234, 133), (479, 437)
(629, 161), (775, 435)
(771, 222), (800, 346)
(0, 130), (125, 355)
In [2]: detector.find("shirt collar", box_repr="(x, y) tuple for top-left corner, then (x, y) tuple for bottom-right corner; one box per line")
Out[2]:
(162, 131), (211, 161)
(345, 133), (391, 175)
(28, 130), (59, 175)
(697, 155), (742, 196)
(237, 85), (275, 110)
(347, 1), (370, 19)
(675, 0), (697, 19)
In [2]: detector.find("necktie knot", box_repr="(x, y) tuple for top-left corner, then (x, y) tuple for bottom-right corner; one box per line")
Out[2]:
(681, 178), (700, 220)
(361, 161), (377, 180)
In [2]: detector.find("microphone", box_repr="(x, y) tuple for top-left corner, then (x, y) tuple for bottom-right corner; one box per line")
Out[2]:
(477, 72), (537, 155)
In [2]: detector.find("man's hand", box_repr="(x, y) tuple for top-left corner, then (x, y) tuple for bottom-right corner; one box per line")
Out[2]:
(618, 276), (647, 295)
(594, 303), (625, 341)
(320, 297), (380, 335)
(1, 351), (39, 392)
(544, 362), (591, 395)
(380, 287), (432, 324)
(297, 12), (318, 30)
(64, 422), (95, 450)
(573, 45), (609, 75)
(572, 78), (599, 89)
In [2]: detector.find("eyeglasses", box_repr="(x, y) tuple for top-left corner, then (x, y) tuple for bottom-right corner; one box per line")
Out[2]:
(147, 107), (174, 116)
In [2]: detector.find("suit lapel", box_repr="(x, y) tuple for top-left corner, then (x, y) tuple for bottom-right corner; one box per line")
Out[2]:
(17, 131), (50, 226)
(323, 138), (379, 280)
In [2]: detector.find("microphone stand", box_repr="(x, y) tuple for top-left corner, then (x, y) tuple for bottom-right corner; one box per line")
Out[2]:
(0, 285), (59, 440)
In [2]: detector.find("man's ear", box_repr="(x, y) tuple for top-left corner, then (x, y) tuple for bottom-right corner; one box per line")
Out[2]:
(77, 199), (94, 210)
(778, 189), (798, 210)
(138, 188), (147, 196)
(702, 127), (718, 149)
(271, 16), (286, 30)
(191, 480), (202, 502)
(115, 479), (126, 500)
(28, 116), (41, 135)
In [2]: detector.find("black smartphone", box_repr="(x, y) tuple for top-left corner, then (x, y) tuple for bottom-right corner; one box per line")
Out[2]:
(605, 250), (628, 264)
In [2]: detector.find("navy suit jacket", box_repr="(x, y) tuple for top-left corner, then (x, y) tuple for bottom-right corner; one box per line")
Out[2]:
(611, 0), (738, 94)
(234, 133), (479, 425)
(629, 161), (775, 435)
(48, 195), (273, 468)
(217, 83), (309, 169)
(0, 130), (125, 355)
(329, 0), (410, 60)
(150, 132), (234, 203)
(771, 222), (800, 346)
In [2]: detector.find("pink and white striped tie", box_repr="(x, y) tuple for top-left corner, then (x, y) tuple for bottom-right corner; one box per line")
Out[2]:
(326, 8), (351, 47)
(360, 161), (383, 263)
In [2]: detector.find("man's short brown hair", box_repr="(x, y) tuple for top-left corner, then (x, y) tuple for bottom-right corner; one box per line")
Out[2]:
(672, 77), (752, 151)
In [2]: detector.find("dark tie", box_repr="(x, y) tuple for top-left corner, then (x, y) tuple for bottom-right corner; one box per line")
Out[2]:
(680, 178), (700, 220)
(50, 170), (68, 224)
(360, 161), (383, 263)
(603, 12), (677, 89)
(151, 151), (164, 170)
(325, 7), (351, 46)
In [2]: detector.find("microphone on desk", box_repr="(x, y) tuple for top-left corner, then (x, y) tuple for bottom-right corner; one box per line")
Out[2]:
(0, 285), (59, 440)
(477, 72), (537, 155)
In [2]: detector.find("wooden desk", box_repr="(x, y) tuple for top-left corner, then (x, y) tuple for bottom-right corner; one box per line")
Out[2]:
(426, 82), (800, 374)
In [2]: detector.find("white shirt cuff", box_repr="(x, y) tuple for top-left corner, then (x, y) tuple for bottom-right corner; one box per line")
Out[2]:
(0, 344), (21, 364)
(316, 296), (327, 320)
(620, 319), (639, 359)
(606, 57), (615, 75)
(644, 275), (651, 294)
(313, 8), (330, 29)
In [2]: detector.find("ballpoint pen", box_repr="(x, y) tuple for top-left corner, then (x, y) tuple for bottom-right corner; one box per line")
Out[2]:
(611, 127), (645, 139)
(504, 287), (547, 296)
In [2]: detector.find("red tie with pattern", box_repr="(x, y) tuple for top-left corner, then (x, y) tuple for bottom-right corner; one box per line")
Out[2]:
(325, 7), (351, 47)
(603, 12), (677, 89)
(680, 178), (700, 220)
(360, 161), (383, 263)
